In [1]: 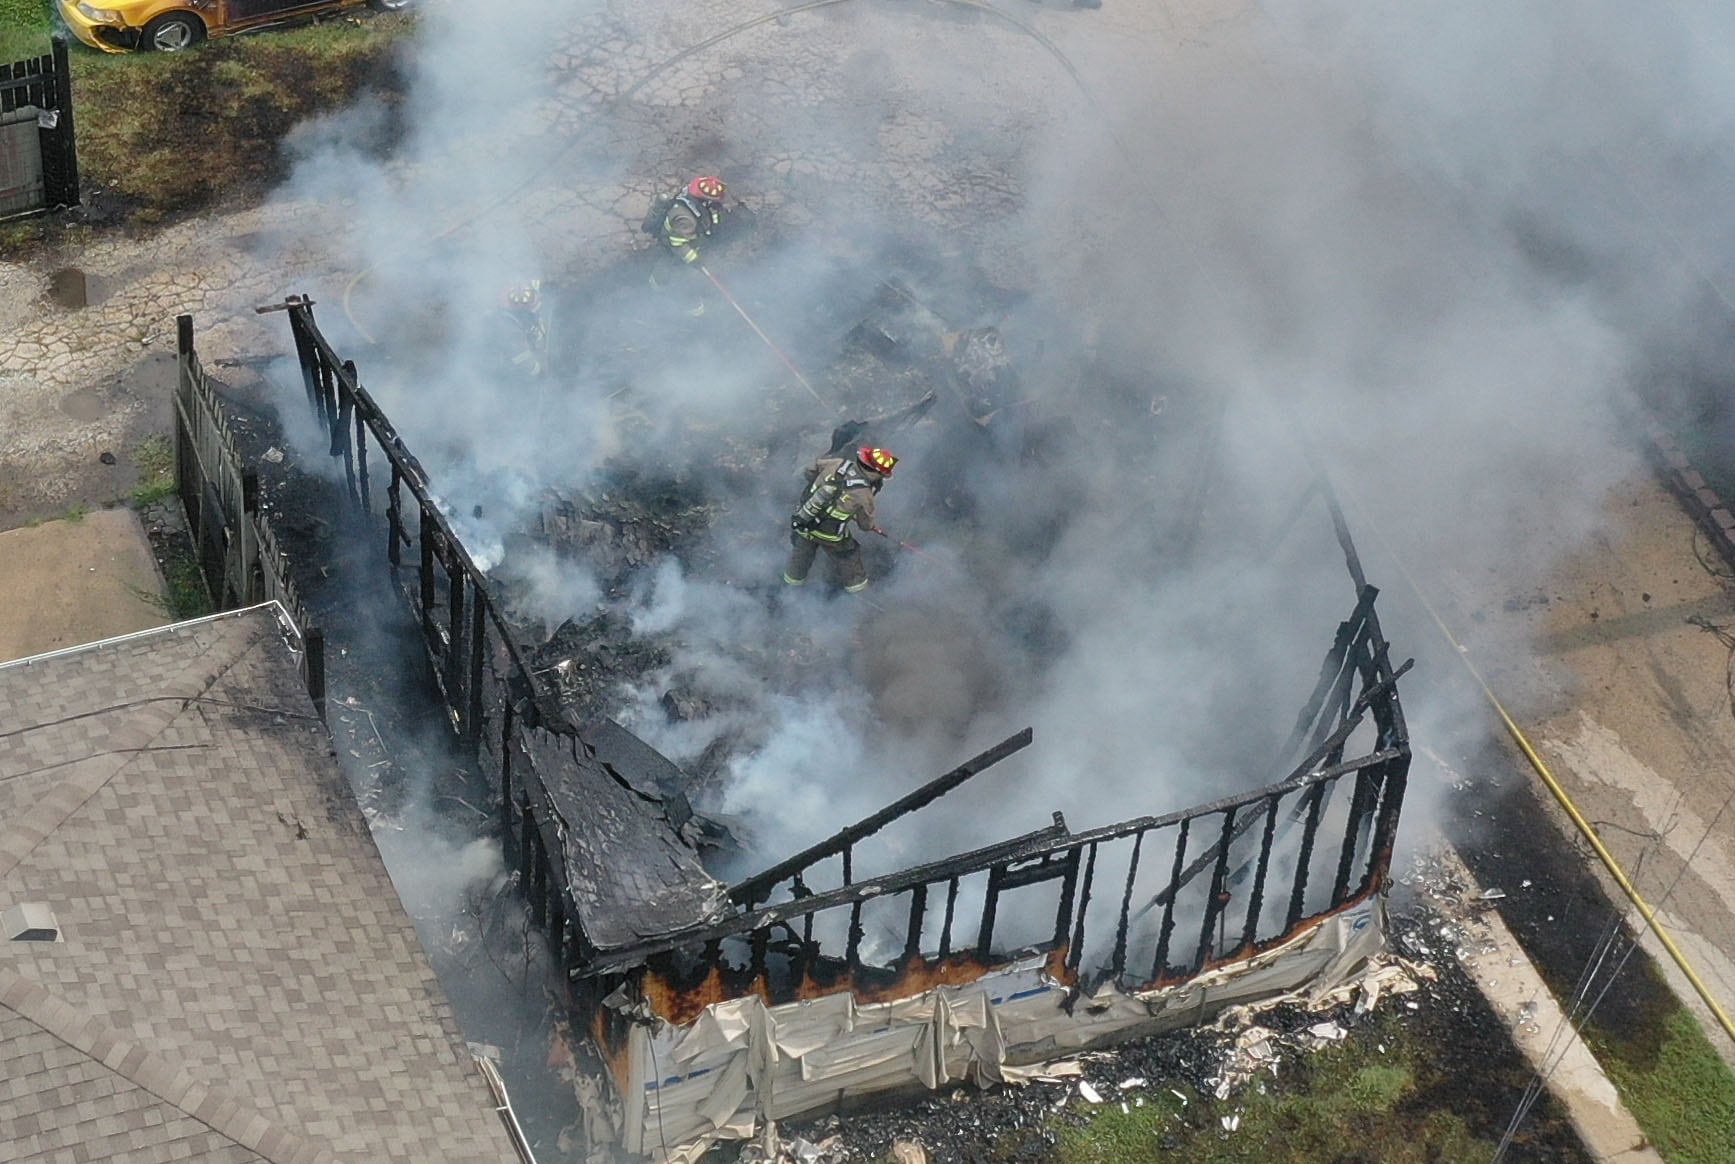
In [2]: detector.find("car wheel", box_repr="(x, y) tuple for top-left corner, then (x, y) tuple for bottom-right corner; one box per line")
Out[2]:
(142, 13), (205, 51)
(368, 0), (416, 10)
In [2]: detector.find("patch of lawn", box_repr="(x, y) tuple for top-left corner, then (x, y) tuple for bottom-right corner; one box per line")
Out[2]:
(71, 14), (413, 216)
(1057, 1011), (1500, 1164)
(160, 550), (212, 620)
(0, 0), (52, 64)
(20, 500), (91, 527)
(127, 432), (176, 506)
(1580, 976), (1735, 1164)
(5, 4), (412, 239)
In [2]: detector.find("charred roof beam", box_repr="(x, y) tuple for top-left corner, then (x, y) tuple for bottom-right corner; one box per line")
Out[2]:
(575, 727), (1407, 979)
(729, 727), (1034, 907)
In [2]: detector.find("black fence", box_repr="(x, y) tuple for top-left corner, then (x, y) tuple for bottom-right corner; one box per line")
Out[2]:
(589, 592), (1407, 1000)
(275, 296), (1409, 1019)
(0, 39), (79, 220)
(174, 316), (323, 715)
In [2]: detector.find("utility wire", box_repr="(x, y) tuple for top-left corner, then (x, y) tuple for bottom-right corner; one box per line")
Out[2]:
(1497, 766), (1735, 1158)
(1494, 574), (1735, 1154)
(0, 695), (321, 741)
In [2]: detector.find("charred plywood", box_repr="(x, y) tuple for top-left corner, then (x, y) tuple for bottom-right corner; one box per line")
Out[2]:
(512, 722), (729, 953)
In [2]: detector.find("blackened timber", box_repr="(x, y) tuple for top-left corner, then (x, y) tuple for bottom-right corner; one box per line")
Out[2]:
(938, 878), (959, 960)
(467, 598), (487, 750)
(525, 726), (728, 952)
(1195, 808), (1238, 969)
(1285, 782), (1328, 930)
(1332, 770), (1376, 905)
(997, 852), (1073, 891)
(730, 727), (1034, 905)
(1145, 730), (1407, 913)
(581, 823), (1069, 977)
(1066, 844), (1094, 977)
(1110, 831), (1144, 978)
(661, 743), (1414, 979)
(447, 560), (467, 716)
(1151, 819), (1189, 980)
(500, 700), (516, 863)
(1361, 759), (1409, 897)
(1053, 846), (1084, 968)
(281, 299), (544, 719)
(355, 395), (370, 510)
(1316, 472), (1369, 592)
(1279, 585), (1377, 764)
(975, 865), (1004, 961)
(386, 465), (403, 569)
(902, 884), (928, 963)
(1239, 795), (1282, 954)
(418, 510), (436, 646)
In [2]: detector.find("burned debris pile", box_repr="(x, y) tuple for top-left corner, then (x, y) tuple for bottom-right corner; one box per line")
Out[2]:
(266, 234), (1415, 1158)
(532, 469), (720, 589)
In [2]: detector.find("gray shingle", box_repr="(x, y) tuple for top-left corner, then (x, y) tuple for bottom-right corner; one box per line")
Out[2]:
(1, 608), (518, 1163)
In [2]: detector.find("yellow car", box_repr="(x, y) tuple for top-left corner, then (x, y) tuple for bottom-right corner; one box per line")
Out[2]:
(58, 0), (413, 53)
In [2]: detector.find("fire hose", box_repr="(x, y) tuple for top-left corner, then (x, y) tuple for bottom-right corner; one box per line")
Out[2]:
(697, 263), (834, 413)
(870, 528), (966, 578)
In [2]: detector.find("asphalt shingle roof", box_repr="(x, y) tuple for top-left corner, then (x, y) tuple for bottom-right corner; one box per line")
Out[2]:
(0, 605), (519, 1164)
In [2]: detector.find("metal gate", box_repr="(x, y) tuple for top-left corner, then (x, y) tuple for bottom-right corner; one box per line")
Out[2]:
(0, 39), (79, 221)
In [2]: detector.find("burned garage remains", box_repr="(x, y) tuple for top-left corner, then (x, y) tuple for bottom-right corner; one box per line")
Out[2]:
(253, 222), (1411, 1160)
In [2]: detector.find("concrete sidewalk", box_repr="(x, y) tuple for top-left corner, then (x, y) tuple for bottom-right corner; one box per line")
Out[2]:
(1384, 465), (1735, 1071)
(0, 507), (169, 663)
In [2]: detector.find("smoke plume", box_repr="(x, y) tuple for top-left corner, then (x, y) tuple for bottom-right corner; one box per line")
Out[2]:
(257, 0), (1735, 925)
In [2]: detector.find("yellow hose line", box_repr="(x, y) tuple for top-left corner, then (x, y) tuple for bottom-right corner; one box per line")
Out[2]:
(1397, 546), (1735, 1045)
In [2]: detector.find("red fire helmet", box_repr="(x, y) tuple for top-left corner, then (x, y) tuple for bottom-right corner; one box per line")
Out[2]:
(857, 447), (898, 476)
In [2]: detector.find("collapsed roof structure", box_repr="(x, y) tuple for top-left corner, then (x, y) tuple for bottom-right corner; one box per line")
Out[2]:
(250, 285), (1412, 1160)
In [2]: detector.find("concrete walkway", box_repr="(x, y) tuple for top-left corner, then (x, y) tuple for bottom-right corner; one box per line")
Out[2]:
(0, 507), (169, 663)
(1415, 843), (1663, 1163)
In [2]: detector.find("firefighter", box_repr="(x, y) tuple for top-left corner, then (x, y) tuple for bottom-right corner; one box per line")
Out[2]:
(784, 446), (898, 592)
(496, 280), (547, 377)
(656, 175), (728, 265)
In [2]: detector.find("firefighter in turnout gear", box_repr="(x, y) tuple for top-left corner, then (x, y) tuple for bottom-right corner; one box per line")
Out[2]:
(784, 446), (898, 592)
(491, 280), (548, 378)
(659, 176), (727, 265)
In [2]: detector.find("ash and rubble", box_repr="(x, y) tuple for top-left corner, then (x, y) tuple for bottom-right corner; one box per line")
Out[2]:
(479, 239), (1083, 770)
(710, 856), (1586, 1164)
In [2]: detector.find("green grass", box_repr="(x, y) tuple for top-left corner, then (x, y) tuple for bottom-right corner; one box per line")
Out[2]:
(3, 2), (412, 228)
(127, 545), (211, 621)
(1056, 1013), (1497, 1164)
(127, 433), (176, 506)
(1580, 986), (1735, 1164)
(160, 551), (212, 619)
(0, 0), (52, 64)
(74, 14), (412, 216)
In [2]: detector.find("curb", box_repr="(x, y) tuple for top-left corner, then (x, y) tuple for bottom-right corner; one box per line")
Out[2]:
(1416, 841), (1661, 1162)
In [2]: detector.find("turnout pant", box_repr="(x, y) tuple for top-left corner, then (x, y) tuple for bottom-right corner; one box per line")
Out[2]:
(784, 532), (868, 592)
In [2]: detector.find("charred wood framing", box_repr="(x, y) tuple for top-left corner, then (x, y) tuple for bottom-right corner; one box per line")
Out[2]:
(731, 727), (1034, 908)
(274, 301), (1411, 1062)
(172, 317), (320, 709)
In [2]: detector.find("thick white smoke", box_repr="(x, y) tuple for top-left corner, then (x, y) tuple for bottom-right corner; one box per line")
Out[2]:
(259, 0), (1735, 900)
